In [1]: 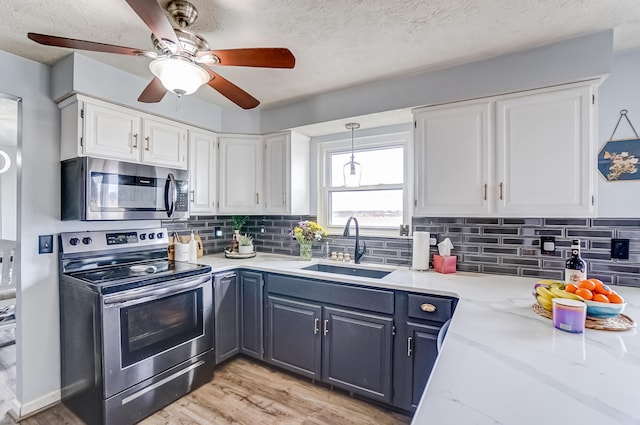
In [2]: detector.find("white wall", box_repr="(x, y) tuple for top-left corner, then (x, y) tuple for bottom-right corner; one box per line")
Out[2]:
(0, 145), (17, 240)
(597, 49), (640, 217)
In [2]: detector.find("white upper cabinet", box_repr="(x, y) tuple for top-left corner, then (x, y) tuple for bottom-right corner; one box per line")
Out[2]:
(413, 82), (597, 217)
(263, 131), (310, 215)
(82, 102), (141, 163)
(495, 85), (594, 216)
(414, 101), (492, 216)
(59, 95), (188, 169)
(218, 135), (264, 215)
(188, 129), (217, 214)
(141, 117), (188, 169)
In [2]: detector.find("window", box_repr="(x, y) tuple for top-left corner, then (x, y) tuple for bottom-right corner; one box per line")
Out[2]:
(318, 131), (411, 236)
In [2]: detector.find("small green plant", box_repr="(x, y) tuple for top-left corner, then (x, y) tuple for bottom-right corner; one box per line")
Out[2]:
(232, 215), (248, 231)
(238, 233), (254, 246)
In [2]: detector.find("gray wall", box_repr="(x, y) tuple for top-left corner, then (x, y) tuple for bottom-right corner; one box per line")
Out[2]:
(597, 50), (640, 216)
(261, 30), (613, 133)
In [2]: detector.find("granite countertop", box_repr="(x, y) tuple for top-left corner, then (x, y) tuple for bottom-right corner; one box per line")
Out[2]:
(196, 253), (640, 425)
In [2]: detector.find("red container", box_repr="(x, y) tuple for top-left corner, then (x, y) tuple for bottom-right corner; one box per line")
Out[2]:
(434, 255), (456, 274)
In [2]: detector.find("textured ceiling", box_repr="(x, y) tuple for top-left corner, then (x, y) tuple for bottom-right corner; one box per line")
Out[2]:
(2, 0), (640, 115)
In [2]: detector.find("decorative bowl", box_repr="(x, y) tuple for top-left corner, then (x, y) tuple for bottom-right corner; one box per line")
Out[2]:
(584, 300), (627, 318)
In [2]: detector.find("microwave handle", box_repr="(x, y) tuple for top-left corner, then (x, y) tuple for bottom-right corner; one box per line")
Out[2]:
(164, 173), (177, 218)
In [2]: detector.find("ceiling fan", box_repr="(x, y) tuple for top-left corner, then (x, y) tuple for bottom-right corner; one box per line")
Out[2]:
(27, 0), (296, 109)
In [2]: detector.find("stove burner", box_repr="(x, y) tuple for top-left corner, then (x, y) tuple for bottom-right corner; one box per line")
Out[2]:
(130, 264), (158, 274)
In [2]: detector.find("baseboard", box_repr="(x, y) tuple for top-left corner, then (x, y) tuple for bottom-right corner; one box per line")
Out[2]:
(13, 389), (60, 420)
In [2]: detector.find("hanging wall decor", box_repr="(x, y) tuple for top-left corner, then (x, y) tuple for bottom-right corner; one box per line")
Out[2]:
(598, 109), (640, 181)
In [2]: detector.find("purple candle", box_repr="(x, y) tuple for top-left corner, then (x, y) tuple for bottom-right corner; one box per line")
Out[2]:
(552, 298), (586, 333)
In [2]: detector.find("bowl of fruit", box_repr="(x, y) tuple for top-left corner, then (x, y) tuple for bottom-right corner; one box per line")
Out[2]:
(566, 279), (626, 319)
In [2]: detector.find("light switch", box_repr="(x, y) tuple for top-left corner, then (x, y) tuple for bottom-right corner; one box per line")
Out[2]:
(39, 235), (54, 254)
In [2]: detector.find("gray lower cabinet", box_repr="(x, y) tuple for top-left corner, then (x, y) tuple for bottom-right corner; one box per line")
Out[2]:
(239, 270), (264, 359)
(213, 272), (240, 365)
(266, 296), (322, 379)
(322, 307), (394, 404)
(406, 323), (439, 408)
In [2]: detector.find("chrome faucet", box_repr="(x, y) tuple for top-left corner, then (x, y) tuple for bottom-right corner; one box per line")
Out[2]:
(343, 216), (366, 264)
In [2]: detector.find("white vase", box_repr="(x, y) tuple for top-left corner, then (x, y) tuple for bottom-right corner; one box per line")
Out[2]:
(238, 245), (253, 254)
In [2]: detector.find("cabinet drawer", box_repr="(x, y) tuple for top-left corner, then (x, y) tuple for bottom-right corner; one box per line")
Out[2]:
(407, 294), (452, 323)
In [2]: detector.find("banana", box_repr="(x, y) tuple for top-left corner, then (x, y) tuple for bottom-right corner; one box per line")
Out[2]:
(536, 295), (553, 311)
(537, 279), (563, 286)
(548, 286), (583, 301)
(535, 286), (555, 301)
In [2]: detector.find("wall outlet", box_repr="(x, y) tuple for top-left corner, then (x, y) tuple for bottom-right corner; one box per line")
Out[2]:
(540, 236), (556, 254)
(214, 227), (222, 238)
(429, 234), (438, 246)
(611, 238), (630, 259)
(38, 235), (54, 254)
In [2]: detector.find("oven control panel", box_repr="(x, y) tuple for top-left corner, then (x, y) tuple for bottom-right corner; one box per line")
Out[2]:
(60, 228), (169, 254)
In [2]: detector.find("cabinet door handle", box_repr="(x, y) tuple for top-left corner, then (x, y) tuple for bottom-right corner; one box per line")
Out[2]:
(190, 190), (195, 202)
(323, 319), (329, 336)
(314, 318), (319, 335)
(483, 183), (487, 201)
(145, 136), (150, 151)
(407, 336), (413, 357)
(499, 182), (504, 200)
(283, 192), (286, 205)
(421, 303), (437, 313)
(132, 133), (138, 148)
(256, 193), (260, 205)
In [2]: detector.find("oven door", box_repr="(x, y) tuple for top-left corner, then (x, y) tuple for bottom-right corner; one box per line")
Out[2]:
(101, 274), (212, 398)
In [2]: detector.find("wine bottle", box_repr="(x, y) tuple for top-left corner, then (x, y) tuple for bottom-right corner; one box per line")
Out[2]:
(565, 239), (587, 283)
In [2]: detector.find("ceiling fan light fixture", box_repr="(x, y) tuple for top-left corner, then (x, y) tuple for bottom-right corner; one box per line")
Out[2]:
(149, 57), (209, 96)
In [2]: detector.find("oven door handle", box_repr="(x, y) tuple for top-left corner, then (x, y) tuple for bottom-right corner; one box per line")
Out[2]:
(103, 275), (210, 306)
(164, 173), (177, 218)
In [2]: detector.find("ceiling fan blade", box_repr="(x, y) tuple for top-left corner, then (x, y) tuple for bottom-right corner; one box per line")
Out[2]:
(199, 48), (296, 68)
(138, 77), (167, 103)
(125, 0), (180, 52)
(27, 33), (145, 56)
(205, 68), (260, 109)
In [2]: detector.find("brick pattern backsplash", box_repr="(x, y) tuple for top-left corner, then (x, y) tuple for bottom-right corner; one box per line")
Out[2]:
(164, 215), (640, 288)
(413, 217), (640, 287)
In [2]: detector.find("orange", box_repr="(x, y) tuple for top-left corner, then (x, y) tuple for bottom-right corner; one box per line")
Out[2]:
(578, 280), (596, 291)
(575, 288), (594, 300)
(594, 282), (613, 295)
(565, 283), (578, 293)
(608, 292), (625, 304)
(592, 294), (610, 303)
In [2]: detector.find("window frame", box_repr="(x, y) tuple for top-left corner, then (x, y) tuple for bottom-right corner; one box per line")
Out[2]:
(317, 130), (413, 237)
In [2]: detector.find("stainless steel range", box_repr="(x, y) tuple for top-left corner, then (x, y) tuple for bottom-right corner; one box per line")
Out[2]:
(58, 228), (213, 425)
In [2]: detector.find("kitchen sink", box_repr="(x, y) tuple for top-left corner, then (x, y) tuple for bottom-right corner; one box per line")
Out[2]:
(302, 263), (393, 279)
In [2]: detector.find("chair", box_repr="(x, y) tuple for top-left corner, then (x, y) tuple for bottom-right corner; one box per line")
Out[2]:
(0, 240), (16, 332)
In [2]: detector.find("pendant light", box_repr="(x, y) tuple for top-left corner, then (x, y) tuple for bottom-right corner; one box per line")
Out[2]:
(343, 122), (362, 187)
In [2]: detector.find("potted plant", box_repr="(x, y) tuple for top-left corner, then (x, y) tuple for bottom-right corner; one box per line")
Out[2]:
(238, 234), (254, 254)
(232, 215), (248, 234)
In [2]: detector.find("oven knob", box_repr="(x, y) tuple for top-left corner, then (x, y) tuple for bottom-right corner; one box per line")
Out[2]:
(148, 233), (155, 239)
(156, 232), (164, 239)
(139, 233), (146, 240)
(82, 237), (92, 245)
(69, 237), (80, 246)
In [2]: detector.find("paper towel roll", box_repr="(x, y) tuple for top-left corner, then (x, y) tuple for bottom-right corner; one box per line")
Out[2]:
(412, 231), (430, 270)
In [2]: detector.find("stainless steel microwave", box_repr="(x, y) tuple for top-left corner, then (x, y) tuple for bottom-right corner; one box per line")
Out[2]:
(61, 157), (189, 221)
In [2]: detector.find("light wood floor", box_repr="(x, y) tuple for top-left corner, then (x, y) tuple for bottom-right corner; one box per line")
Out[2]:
(16, 357), (411, 425)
